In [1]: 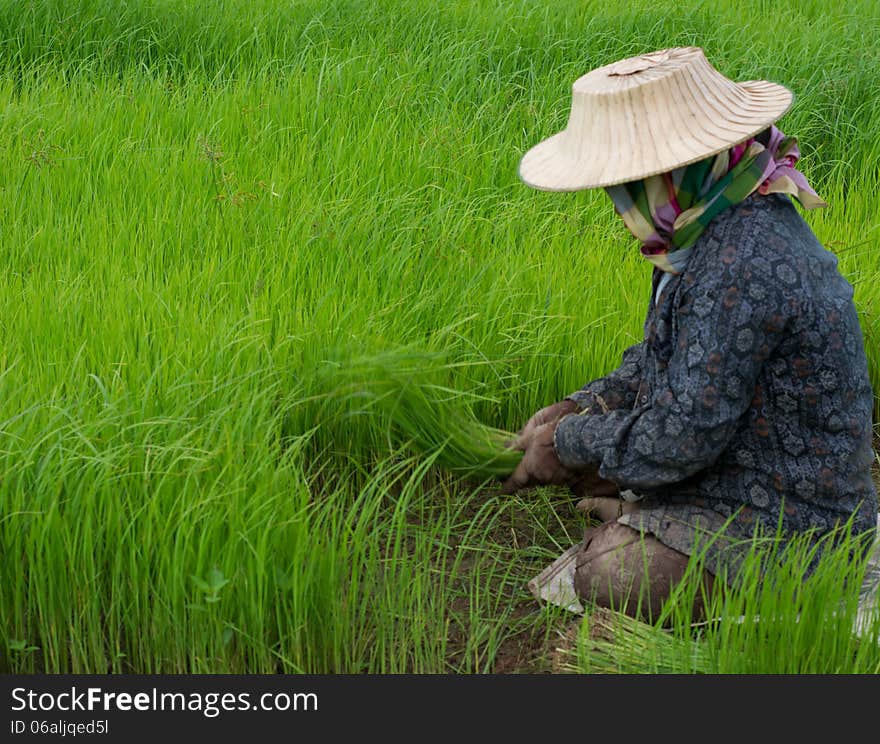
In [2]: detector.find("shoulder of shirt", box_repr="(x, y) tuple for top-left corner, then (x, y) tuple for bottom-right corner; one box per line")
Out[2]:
(686, 193), (815, 276)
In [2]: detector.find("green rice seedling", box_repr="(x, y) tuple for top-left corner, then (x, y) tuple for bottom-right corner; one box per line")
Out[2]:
(308, 346), (523, 479)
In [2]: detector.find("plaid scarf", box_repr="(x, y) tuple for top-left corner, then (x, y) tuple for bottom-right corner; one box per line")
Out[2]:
(605, 126), (827, 279)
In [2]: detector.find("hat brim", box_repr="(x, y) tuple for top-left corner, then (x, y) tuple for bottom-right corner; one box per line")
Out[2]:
(518, 80), (793, 191)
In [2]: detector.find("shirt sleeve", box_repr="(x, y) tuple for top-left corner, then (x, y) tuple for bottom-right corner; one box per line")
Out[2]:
(565, 342), (645, 414)
(553, 248), (797, 491)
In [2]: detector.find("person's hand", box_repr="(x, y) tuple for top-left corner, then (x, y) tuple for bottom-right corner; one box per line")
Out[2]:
(509, 399), (580, 452)
(571, 469), (621, 499)
(501, 422), (577, 494)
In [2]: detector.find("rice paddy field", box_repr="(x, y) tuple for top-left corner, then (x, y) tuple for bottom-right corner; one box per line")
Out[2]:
(1, 0), (879, 674)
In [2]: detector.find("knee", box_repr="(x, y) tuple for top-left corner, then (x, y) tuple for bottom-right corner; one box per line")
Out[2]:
(573, 523), (700, 624)
(573, 523), (645, 609)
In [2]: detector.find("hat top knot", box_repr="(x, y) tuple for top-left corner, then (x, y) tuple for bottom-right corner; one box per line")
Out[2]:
(607, 50), (671, 77)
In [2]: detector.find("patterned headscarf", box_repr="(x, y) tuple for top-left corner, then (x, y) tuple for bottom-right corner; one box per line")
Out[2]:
(605, 126), (827, 280)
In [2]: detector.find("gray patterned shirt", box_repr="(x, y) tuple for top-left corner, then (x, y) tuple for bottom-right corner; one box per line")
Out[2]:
(554, 193), (877, 578)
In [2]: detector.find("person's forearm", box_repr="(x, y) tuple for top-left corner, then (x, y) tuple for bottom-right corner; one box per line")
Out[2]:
(566, 342), (645, 413)
(553, 406), (736, 491)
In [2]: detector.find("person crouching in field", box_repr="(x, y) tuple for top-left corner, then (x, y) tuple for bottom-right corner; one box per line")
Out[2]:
(505, 48), (878, 622)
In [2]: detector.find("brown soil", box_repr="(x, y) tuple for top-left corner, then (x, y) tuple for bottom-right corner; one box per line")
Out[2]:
(440, 483), (589, 673)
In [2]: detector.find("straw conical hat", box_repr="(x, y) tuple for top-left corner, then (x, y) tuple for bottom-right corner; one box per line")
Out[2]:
(518, 47), (793, 191)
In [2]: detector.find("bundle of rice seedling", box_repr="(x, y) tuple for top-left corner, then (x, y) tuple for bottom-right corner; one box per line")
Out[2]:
(309, 346), (523, 479)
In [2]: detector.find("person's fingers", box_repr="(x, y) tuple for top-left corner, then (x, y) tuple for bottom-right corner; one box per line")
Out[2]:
(507, 401), (574, 453)
(500, 459), (532, 494)
(508, 419), (538, 451)
(575, 497), (597, 516)
(576, 496), (621, 522)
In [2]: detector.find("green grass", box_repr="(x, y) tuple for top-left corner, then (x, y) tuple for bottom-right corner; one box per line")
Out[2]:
(0, 0), (878, 673)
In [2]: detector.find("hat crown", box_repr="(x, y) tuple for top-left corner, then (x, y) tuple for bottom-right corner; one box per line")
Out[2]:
(519, 47), (793, 190)
(575, 47), (705, 93)
(606, 49), (671, 76)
